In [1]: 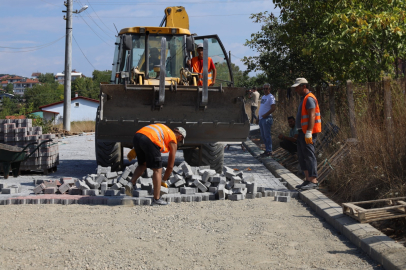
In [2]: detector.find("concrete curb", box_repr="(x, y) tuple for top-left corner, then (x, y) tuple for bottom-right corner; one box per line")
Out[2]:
(243, 139), (406, 270)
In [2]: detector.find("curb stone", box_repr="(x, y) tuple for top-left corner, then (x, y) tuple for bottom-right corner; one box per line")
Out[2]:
(243, 139), (406, 270)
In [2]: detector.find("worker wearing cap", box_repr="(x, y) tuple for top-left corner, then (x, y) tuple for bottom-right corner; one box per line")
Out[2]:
(130, 124), (186, 205)
(291, 78), (321, 190)
(188, 43), (217, 86)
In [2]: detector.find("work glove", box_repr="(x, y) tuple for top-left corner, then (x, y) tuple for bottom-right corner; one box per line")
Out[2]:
(127, 149), (137, 161)
(161, 180), (168, 188)
(305, 130), (313, 144)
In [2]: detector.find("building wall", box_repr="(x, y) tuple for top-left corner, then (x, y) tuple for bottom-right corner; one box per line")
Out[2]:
(42, 98), (99, 124)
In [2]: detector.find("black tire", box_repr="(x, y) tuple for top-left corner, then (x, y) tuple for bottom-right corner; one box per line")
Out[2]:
(95, 106), (123, 171)
(183, 143), (224, 173)
(95, 141), (123, 172)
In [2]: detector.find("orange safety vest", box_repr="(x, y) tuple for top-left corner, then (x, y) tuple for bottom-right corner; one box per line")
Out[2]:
(300, 92), (322, 134)
(191, 57), (213, 86)
(136, 124), (177, 153)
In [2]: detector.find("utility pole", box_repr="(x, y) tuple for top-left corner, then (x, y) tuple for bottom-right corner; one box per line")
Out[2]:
(62, 1), (87, 132)
(63, 0), (72, 132)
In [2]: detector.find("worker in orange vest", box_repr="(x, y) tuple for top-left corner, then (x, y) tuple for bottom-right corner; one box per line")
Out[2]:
(130, 124), (186, 205)
(291, 78), (322, 190)
(188, 43), (217, 86)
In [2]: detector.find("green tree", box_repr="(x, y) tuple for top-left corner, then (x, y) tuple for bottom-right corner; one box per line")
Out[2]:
(38, 73), (55, 84)
(269, 0), (406, 82)
(243, 11), (324, 89)
(24, 83), (63, 109)
(0, 97), (18, 118)
(5, 83), (13, 94)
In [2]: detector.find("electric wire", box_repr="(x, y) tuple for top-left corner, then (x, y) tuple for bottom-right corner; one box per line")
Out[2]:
(73, 35), (96, 70)
(80, 13), (252, 18)
(77, 14), (113, 46)
(76, 0), (114, 38)
(0, 35), (66, 53)
(85, 0), (116, 34)
(87, 0), (270, 5)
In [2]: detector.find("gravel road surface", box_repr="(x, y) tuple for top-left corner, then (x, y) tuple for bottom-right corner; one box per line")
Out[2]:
(0, 133), (382, 269)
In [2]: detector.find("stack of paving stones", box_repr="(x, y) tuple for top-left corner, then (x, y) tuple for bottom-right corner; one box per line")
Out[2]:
(0, 161), (299, 206)
(0, 119), (59, 174)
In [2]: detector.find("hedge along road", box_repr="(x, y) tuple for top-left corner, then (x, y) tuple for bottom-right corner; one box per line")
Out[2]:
(0, 133), (382, 269)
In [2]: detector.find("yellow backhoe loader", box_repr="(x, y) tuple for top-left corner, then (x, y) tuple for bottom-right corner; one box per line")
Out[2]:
(96, 6), (249, 172)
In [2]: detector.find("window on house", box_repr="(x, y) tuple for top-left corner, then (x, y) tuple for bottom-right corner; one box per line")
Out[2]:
(75, 102), (79, 107)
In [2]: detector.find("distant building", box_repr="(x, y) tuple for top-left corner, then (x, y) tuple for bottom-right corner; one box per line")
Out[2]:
(31, 72), (41, 79)
(12, 78), (40, 95)
(55, 69), (84, 85)
(33, 96), (99, 124)
(0, 75), (40, 95)
(0, 92), (14, 103)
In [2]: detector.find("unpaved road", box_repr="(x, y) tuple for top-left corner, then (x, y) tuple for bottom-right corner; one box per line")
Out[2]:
(0, 133), (382, 269)
(0, 200), (381, 270)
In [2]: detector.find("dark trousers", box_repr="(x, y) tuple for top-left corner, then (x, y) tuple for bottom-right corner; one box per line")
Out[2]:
(251, 106), (258, 123)
(280, 140), (297, 153)
(297, 130), (318, 178)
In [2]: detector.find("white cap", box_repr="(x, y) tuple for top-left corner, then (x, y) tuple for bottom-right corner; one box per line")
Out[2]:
(175, 127), (186, 144)
(197, 43), (203, 50)
(291, 78), (308, 88)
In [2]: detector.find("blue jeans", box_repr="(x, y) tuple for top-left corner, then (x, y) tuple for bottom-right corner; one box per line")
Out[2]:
(259, 116), (273, 152)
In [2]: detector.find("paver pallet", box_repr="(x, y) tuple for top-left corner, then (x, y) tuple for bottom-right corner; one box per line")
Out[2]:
(342, 197), (406, 223)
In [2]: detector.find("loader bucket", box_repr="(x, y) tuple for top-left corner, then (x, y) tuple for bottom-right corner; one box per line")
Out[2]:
(96, 84), (249, 145)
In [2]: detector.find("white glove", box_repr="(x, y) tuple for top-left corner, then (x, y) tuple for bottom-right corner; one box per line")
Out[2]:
(305, 130), (313, 144)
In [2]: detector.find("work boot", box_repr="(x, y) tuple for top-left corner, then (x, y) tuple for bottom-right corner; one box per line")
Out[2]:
(295, 180), (309, 189)
(300, 182), (319, 190)
(152, 198), (169, 205)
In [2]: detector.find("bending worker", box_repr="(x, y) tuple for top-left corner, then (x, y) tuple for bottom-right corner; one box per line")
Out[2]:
(130, 124), (186, 205)
(188, 43), (217, 86)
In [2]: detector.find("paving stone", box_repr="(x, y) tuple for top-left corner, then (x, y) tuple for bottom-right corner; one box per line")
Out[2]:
(133, 190), (149, 197)
(69, 188), (82, 195)
(174, 178), (186, 188)
(106, 171), (118, 179)
(160, 187), (169, 196)
(168, 187), (179, 194)
(105, 190), (120, 196)
(75, 180), (90, 191)
(246, 193), (256, 199)
(180, 187), (196, 195)
(229, 194), (244, 201)
(33, 183), (45, 194)
(111, 182), (123, 190)
(58, 183), (70, 194)
(194, 179), (208, 193)
(43, 187), (57, 194)
(192, 194), (202, 202)
(233, 183), (246, 189)
(275, 196), (291, 202)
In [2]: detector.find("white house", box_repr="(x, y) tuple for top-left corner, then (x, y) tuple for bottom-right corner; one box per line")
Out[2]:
(55, 70), (83, 85)
(37, 96), (99, 124)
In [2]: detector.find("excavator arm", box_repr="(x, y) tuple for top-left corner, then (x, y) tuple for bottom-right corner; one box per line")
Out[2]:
(160, 6), (189, 29)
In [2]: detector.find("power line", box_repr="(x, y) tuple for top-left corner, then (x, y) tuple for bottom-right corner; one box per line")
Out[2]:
(77, 15), (114, 46)
(76, 0), (114, 38)
(85, 0), (116, 34)
(79, 13), (252, 18)
(87, 0), (270, 5)
(231, 54), (244, 60)
(73, 35), (96, 70)
(0, 35), (66, 53)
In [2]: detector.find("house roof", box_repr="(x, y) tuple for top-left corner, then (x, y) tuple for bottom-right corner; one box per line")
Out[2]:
(12, 79), (40, 84)
(32, 72), (41, 77)
(39, 96), (99, 109)
(30, 109), (59, 114)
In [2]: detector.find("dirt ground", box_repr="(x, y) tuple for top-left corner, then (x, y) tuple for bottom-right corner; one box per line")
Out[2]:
(0, 199), (382, 270)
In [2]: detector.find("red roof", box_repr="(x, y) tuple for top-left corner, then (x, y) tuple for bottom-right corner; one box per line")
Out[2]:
(12, 79), (40, 84)
(32, 72), (41, 77)
(1, 81), (8, 84)
(6, 115), (26, 119)
(39, 96), (99, 109)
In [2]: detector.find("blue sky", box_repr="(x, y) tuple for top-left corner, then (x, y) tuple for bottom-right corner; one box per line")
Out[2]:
(0, 0), (278, 78)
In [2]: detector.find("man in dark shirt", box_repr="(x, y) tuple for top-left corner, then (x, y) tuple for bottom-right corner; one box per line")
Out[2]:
(278, 116), (298, 153)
